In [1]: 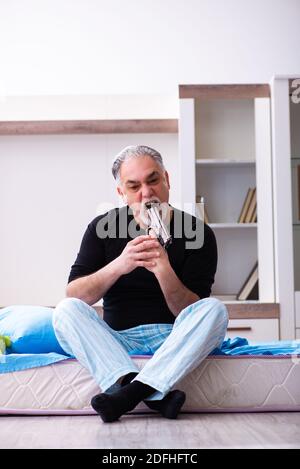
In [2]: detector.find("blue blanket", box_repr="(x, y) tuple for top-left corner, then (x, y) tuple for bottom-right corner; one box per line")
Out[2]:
(213, 337), (300, 356)
(1, 337), (300, 374)
(0, 352), (70, 373)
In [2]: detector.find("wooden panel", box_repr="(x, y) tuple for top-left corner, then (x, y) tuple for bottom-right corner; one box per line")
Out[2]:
(0, 119), (178, 135)
(179, 84), (270, 99)
(93, 303), (279, 320)
(225, 302), (280, 319)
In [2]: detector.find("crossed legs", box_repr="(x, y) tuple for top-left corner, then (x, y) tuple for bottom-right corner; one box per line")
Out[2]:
(53, 297), (228, 422)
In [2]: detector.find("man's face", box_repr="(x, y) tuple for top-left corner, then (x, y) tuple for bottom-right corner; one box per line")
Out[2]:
(116, 155), (170, 213)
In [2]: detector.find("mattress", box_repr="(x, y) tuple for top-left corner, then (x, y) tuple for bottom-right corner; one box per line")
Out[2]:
(0, 355), (300, 415)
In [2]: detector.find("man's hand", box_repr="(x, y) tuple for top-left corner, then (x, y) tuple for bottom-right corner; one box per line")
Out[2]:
(143, 233), (171, 276)
(115, 235), (162, 276)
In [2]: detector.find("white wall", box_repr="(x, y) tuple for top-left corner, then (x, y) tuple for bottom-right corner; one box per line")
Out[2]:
(0, 133), (179, 305)
(0, 0), (299, 97)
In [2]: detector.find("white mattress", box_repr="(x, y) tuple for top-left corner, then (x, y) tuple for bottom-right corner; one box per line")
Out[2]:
(1, 355), (300, 415)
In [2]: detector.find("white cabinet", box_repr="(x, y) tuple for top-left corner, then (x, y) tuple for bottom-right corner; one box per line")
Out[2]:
(179, 85), (275, 304)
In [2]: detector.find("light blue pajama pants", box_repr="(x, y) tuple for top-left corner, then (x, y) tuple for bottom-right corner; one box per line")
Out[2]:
(52, 297), (228, 401)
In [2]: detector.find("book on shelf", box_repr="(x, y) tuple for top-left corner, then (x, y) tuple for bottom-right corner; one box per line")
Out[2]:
(238, 187), (256, 223)
(250, 205), (257, 223)
(196, 196), (210, 223)
(245, 187), (256, 223)
(237, 262), (259, 301)
(238, 188), (252, 223)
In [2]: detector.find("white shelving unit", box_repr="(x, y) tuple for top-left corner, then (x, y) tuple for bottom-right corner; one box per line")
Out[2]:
(179, 84), (279, 340)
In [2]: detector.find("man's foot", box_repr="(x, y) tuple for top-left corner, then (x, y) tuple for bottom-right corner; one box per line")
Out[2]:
(91, 392), (132, 423)
(91, 380), (156, 423)
(144, 390), (186, 419)
(119, 372), (186, 419)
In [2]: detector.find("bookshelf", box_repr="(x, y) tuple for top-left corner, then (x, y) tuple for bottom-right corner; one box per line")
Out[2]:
(179, 84), (279, 339)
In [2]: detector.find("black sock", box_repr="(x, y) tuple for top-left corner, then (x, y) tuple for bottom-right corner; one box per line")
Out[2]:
(121, 372), (138, 386)
(120, 372), (186, 419)
(91, 380), (157, 423)
(144, 390), (186, 419)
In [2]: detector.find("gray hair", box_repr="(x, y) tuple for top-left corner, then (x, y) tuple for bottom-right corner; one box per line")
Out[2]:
(112, 145), (165, 182)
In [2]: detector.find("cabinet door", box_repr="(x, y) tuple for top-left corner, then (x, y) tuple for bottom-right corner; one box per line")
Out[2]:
(226, 319), (279, 342)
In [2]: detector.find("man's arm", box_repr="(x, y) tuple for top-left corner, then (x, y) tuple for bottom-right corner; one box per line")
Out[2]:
(155, 265), (200, 317)
(67, 235), (160, 305)
(66, 257), (122, 306)
(145, 223), (217, 317)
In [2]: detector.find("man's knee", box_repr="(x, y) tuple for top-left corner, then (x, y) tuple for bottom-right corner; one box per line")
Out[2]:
(207, 297), (229, 328)
(179, 297), (228, 328)
(52, 297), (86, 329)
(194, 297), (228, 326)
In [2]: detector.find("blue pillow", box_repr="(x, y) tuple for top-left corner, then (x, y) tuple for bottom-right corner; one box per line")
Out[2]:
(0, 305), (67, 354)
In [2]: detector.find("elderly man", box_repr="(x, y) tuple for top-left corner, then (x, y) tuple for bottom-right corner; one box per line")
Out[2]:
(53, 145), (228, 423)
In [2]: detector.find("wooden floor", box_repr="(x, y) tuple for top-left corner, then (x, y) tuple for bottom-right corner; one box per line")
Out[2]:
(1, 412), (300, 449)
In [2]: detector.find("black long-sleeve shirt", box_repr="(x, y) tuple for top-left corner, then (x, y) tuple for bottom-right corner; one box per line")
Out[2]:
(68, 205), (217, 331)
